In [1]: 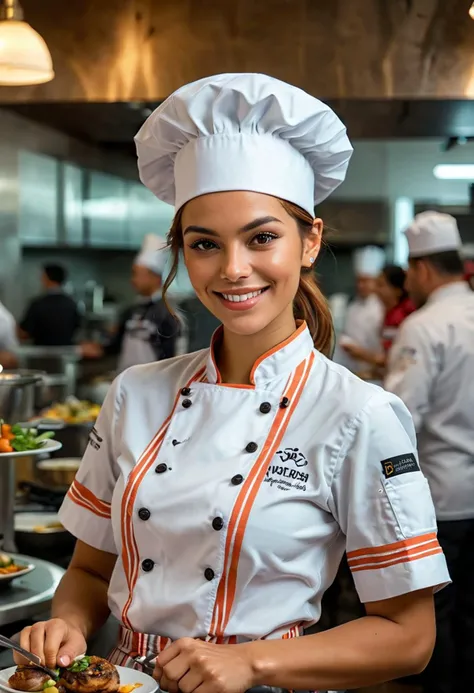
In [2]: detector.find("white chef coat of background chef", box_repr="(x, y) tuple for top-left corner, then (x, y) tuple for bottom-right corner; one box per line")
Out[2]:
(333, 246), (385, 371)
(59, 73), (448, 646)
(0, 300), (18, 354)
(385, 213), (474, 521)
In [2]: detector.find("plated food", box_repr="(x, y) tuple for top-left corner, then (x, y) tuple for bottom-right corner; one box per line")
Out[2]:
(5, 659), (146, 693)
(41, 400), (101, 425)
(0, 422), (55, 454)
(0, 554), (33, 580)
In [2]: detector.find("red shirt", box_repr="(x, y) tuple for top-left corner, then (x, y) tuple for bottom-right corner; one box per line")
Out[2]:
(381, 298), (416, 353)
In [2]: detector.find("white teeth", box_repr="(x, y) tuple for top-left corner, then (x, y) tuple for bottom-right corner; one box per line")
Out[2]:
(221, 289), (264, 302)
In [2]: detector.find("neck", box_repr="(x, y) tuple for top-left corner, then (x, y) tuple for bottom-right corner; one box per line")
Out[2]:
(217, 308), (297, 385)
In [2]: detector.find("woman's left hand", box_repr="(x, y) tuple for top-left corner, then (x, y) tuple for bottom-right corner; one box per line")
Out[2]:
(154, 637), (256, 693)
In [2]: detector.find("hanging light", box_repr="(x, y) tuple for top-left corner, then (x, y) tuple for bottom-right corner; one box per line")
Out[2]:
(470, 3), (474, 19)
(0, 0), (54, 86)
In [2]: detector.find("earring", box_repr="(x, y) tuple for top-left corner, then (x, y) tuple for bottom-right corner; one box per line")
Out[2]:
(309, 257), (315, 264)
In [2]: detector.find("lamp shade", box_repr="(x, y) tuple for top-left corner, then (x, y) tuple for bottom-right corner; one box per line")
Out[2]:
(470, 2), (474, 19)
(0, 19), (54, 85)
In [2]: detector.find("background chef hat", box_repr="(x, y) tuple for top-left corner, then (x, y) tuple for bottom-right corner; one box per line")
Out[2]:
(405, 211), (462, 258)
(135, 73), (353, 216)
(353, 245), (385, 277)
(134, 234), (167, 275)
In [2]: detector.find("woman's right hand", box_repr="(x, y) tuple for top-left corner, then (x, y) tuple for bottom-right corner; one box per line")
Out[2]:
(14, 619), (87, 669)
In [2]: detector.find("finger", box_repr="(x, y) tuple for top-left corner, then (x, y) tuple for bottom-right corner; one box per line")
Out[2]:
(15, 627), (33, 665)
(177, 669), (204, 693)
(43, 621), (68, 669)
(159, 673), (179, 693)
(152, 664), (163, 682)
(163, 654), (190, 683)
(28, 623), (47, 665)
(157, 640), (182, 667)
(57, 629), (86, 668)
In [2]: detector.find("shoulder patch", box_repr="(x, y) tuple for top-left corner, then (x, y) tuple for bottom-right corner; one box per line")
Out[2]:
(381, 453), (419, 479)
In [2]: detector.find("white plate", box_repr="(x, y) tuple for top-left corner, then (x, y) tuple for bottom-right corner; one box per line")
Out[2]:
(14, 512), (64, 534)
(0, 666), (157, 693)
(0, 561), (35, 585)
(0, 439), (62, 459)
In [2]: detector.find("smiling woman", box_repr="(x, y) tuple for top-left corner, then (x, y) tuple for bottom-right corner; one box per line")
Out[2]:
(16, 73), (449, 693)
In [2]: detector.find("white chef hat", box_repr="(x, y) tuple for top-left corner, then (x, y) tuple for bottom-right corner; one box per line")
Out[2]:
(135, 73), (353, 216)
(134, 234), (167, 275)
(405, 211), (462, 258)
(353, 246), (385, 277)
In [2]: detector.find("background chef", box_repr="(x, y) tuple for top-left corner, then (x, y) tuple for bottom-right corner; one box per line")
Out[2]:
(82, 234), (185, 376)
(16, 73), (449, 693)
(333, 245), (384, 372)
(385, 211), (474, 693)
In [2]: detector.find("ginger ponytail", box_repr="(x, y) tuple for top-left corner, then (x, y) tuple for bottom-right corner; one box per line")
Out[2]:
(279, 200), (335, 358)
(163, 199), (335, 358)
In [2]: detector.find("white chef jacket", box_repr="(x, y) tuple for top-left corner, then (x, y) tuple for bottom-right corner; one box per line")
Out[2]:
(334, 294), (384, 371)
(385, 282), (474, 521)
(0, 301), (18, 352)
(60, 322), (449, 641)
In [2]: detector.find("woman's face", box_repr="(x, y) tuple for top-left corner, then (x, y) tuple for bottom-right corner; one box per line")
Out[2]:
(375, 272), (400, 308)
(181, 191), (321, 337)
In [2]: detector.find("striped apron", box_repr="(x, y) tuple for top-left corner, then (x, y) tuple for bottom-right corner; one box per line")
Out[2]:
(107, 624), (328, 693)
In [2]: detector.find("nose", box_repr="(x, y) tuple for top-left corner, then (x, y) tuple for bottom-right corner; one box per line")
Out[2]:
(220, 244), (251, 282)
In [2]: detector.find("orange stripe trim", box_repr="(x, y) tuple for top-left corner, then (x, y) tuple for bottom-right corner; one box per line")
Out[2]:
(70, 479), (111, 514)
(347, 532), (437, 560)
(67, 481), (111, 519)
(348, 539), (440, 568)
(67, 486), (111, 519)
(210, 352), (314, 638)
(120, 365), (206, 628)
(249, 321), (307, 385)
(351, 547), (443, 573)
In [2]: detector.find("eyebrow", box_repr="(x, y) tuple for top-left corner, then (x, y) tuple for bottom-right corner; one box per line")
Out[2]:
(183, 215), (283, 237)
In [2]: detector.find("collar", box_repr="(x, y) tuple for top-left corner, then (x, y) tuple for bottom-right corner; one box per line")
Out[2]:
(205, 321), (314, 388)
(138, 289), (162, 305)
(427, 281), (471, 306)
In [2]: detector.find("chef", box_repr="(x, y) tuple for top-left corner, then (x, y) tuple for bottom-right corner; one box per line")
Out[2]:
(83, 234), (184, 374)
(385, 211), (474, 693)
(333, 245), (384, 372)
(17, 74), (449, 693)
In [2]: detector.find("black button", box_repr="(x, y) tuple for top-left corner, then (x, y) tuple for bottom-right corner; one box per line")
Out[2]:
(204, 568), (215, 581)
(142, 559), (154, 572)
(155, 463), (168, 474)
(259, 402), (272, 414)
(280, 396), (290, 409)
(212, 517), (224, 531)
(182, 399), (192, 409)
(245, 442), (258, 453)
(138, 508), (151, 521)
(181, 387), (191, 397)
(231, 474), (244, 486)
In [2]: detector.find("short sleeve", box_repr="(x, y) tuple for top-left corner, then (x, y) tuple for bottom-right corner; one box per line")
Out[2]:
(329, 391), (450, 603)
(58, 375), (124, 554)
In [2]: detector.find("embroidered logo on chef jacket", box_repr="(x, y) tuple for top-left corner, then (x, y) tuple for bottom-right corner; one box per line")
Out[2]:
(88, 426), (102, 451)
(395, 346), (418, 372)
(265, 448), (310, 491)
(381, 453), (420, 479)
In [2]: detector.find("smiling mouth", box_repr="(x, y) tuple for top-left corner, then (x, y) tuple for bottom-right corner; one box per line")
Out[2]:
(214, 287), (270, 303)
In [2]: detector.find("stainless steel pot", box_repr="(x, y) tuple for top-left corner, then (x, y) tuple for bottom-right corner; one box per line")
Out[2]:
(0, 370), (45, 423)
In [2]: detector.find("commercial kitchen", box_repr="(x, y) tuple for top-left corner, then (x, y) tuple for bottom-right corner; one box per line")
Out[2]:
(1, 3), (474, 693)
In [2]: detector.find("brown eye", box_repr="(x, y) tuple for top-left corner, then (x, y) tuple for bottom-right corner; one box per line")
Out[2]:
(190, 239), (218, 251)
(252, 232), (278, 245)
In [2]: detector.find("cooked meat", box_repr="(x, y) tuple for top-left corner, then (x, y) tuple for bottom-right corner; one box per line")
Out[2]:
(8, 666), (51, 692)
(59, 657), (119, 693)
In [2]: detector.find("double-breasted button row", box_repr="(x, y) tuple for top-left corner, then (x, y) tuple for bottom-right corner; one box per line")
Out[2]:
(142, 558), (155, 572)
(138, 507), (151, 521)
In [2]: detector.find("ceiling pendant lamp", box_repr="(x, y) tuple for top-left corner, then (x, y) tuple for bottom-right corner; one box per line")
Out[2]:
(0, 0), (54, 86)
(470, 2), (474, 19)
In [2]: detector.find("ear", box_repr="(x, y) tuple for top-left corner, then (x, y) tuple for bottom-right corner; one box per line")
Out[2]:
(302, 218), (323, 269)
